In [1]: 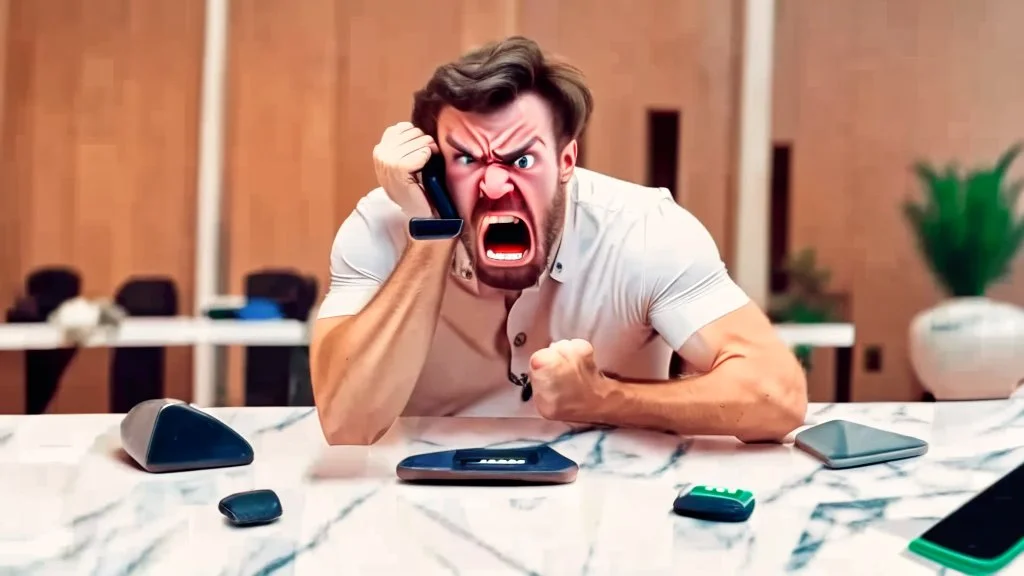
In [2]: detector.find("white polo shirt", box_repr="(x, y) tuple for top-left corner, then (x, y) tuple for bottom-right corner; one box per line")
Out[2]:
(318, 168), (750, 417)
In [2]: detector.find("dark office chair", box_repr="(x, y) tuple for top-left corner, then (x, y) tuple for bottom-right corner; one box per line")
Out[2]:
(5, 267), (82, 414)
(108, 277), (178, 413)
(242, 269), (318, 406)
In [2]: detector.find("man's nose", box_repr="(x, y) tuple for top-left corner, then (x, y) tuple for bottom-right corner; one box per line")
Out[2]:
(479, 164), (514, 199)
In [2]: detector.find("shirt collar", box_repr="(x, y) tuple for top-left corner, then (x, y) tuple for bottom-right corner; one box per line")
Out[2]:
(543, 172), (579, 285)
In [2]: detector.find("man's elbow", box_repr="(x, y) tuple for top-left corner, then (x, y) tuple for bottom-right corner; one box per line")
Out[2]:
(322, 426), (391, 447)
(311, 372), (394, 446)
(739, 358), (808, 443)
(316, 407), (393, 446)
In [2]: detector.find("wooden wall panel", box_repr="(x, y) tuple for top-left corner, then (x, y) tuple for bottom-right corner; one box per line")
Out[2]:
(776, 0), (1024, 401)
(0, 0), (204, 413)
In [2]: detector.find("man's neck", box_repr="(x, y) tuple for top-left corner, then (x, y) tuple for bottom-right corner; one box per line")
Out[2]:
(503, 292), (521, 311)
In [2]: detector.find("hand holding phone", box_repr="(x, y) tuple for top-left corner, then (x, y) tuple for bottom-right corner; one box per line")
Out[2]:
(372, 122), (439, 219)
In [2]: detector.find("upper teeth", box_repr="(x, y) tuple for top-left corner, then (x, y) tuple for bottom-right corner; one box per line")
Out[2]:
(486, 250), (524, 261)
(486, 215), (520, 225)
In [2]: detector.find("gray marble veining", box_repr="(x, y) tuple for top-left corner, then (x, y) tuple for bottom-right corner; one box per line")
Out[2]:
(0, 400), (1021, 575)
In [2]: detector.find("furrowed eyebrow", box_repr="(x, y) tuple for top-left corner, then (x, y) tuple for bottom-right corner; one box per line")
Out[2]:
(444, 135), (477, 158)
(493, 137), (539, 164)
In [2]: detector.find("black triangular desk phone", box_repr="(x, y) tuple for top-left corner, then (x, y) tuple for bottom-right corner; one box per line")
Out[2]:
(120, 398), (254, 473)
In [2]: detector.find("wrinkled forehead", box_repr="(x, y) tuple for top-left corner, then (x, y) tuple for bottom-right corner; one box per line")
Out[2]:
(436, 92), (557, 154)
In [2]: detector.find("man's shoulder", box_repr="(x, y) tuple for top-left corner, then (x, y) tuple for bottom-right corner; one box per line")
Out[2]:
(569, 169), (718, 271)
(353, 186), (402, 215)
(329, 186), (407, 256)
(572, 168), (699, 231)
(336, 186), (406, 230)
(573, 168), (672, 211)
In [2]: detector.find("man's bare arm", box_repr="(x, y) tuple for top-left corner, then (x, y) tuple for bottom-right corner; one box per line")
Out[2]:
(310, 237), (457, 445)
(593, 303), (808, 442)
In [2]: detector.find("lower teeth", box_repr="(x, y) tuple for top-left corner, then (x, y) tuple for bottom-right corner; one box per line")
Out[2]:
(485, 249), (524, 261)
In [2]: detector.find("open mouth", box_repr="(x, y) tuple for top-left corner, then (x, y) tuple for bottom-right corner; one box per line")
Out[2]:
(479, 213), (533, 265)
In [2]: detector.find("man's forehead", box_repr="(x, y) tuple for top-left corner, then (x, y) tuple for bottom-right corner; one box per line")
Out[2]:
(437, 93), (555, 145)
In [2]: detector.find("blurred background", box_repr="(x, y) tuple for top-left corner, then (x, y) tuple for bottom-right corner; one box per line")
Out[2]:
(1, 0), (1023, 416)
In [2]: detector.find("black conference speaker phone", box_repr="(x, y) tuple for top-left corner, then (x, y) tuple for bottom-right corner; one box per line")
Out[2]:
(120, 399), (254, 473)
(409, 153), (464, 240)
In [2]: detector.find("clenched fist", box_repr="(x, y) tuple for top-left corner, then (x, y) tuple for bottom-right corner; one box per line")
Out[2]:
(528, 338), (610, 422)
(372, 122), (439, 219)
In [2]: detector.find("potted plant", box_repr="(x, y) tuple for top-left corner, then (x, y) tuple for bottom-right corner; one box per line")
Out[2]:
(903, 143), (1024, 400)
(768, 247), (840, 371)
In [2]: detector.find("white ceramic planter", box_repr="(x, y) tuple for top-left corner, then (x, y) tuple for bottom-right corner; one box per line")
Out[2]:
(909, 297), (1024, 400)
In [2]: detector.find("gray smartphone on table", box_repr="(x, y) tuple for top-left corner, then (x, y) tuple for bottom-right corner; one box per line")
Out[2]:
(794, 419), (928, 469)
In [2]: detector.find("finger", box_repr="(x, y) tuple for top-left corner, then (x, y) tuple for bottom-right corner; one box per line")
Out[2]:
(396, 147), (433, 174)
(568, 338), (597, 371)
(567, 338), (593, 353)
(394, 135), (437, 160)
(530, 347), (562, 371)
(383, 121), (414, 138)
(392, 127), (427, 148)
(549, 339), (576, 361)
(567, 338), (594, 359)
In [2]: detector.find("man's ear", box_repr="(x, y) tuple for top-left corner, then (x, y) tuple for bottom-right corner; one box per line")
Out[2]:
(558, 139), (578, 184)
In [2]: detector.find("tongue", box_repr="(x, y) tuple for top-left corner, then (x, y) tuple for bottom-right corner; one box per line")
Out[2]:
(488, 243), (526, 255)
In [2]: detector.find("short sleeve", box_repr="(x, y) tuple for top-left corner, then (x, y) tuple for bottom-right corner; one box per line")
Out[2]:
(642, 197), (750, 351)
(317, 190), (404, 319)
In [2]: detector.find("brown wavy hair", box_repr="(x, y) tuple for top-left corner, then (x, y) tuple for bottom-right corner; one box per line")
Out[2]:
(411, 36), (593, 148)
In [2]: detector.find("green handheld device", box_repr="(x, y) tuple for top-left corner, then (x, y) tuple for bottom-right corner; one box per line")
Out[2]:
(908, 459), (1024, 574)
(672, 485), (755, 522)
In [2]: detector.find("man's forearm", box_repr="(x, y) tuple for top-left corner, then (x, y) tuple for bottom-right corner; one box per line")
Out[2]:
(312, 237), (457, 445)
(592, 360), (807, 442)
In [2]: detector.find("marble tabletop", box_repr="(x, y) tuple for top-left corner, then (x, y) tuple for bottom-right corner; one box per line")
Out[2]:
(1, 399), (1023, 575)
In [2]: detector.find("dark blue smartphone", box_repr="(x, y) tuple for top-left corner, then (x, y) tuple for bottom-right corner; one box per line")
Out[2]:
(419, 153), (459, 220)
(409, 153), (462, 240)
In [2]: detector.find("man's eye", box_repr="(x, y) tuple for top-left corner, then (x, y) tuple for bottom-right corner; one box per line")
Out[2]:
(514, 154), (535, 169)
(455, 155), (474, 165)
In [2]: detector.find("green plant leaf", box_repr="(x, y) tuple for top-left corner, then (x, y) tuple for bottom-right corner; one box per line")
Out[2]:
(905, 143), (1024, 296)
(769, 247), (839, 327)
(995, 143), (1023, 176)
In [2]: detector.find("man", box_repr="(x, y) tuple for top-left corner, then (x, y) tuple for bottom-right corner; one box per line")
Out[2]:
(310, 36), (807, 446)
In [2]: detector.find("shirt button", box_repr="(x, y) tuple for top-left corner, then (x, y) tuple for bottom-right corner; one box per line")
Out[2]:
(513, 332), (527, 347)
(461, 269), (473, 280)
